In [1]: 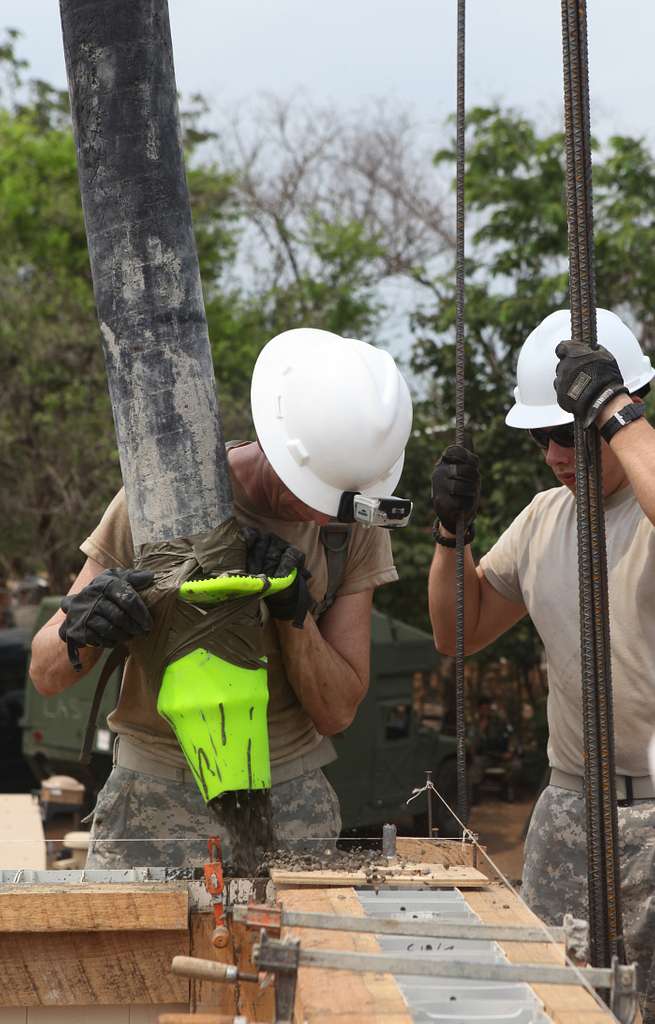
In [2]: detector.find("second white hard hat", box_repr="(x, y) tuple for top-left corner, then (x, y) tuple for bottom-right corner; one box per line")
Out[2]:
(506, 308), (655, 429)
(251, 328), (413, 517)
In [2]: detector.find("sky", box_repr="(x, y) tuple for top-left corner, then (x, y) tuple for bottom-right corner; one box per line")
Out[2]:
(4, 0), (654, 143)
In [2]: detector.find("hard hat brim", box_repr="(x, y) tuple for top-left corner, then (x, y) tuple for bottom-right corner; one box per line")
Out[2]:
(505, 401), (573, 430)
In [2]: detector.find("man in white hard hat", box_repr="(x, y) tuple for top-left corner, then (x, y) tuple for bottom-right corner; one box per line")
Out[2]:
(428, 308), (655, 1021)
(30, 328), (413, 869)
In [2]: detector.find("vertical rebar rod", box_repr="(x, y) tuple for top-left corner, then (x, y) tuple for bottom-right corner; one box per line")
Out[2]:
(560, 0), (624, 970)
(454, 0), (469, 831)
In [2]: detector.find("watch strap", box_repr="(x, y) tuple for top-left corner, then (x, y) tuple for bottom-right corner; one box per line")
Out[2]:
(599, 402), (645, 444)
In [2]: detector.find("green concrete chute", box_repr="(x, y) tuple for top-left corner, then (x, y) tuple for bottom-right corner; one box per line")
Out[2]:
(156, 571), (297, 802)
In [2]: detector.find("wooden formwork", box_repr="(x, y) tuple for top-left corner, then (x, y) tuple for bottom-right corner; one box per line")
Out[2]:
(0, 840), (617, 1024)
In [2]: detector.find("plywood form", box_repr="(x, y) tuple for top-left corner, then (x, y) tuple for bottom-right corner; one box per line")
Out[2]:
(0, 797), (46, 870)
(0, 884), (188, 932)
(395, 837), (483, 868)
(271, 862), (486, 888)
(466, 886), (614, 1023)
(279, 887), (412, 1024)
(0, 930), (189, 1006)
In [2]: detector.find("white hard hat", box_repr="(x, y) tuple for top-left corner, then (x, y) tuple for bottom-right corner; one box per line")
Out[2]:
(506, 308), (655, 429)
(251, 328), (413, 516)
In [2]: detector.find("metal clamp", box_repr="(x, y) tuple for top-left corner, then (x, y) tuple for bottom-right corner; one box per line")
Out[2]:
(233, 903), (567, 944)
(253, 930), (300, 1023)
(204, 836), (229, 948)
(234, 901), (283, 938)
(610, 957), (638, 1024)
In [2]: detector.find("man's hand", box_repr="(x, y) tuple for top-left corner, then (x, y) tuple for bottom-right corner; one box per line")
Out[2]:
(431, 444), (480, 536)
(554, 340), (628, 427)
(243, 528), (312, 628)
(58, 568), (154, 669)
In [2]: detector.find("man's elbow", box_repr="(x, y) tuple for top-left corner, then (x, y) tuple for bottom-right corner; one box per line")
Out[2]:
(315, 685), (367, 735)
(317, 709), (356, 736)
(29, 656), (59, 697)
(433, 631), (456, 657)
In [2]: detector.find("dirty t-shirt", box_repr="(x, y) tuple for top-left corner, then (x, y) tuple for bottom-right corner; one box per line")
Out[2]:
(80, 449), (398, 782)
(480, 483), (655, 777)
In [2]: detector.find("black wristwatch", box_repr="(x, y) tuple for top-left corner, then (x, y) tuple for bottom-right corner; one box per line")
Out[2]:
(599, 402), (645, 444)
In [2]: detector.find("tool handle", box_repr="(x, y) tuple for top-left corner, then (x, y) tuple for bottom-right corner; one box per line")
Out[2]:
(171, 956), (237, 983)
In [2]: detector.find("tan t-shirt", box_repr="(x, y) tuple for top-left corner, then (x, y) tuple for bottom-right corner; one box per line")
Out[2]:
(81, 448), (398, 781)
(480, 483), (655, 776)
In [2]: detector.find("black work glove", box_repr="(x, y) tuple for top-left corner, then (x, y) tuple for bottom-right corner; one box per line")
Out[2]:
(554, 340), (628, 427)
(243, 528), (312, 629)
(59, 568), (154, 670)
(431, 444), (480, 535)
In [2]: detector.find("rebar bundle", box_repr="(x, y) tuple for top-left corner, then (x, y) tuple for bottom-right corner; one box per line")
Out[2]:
(454, 0), (468, 829)
(560, 0), (624, 968)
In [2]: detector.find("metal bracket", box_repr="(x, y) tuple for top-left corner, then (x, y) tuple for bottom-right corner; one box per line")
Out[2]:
(253, 930), (300, 1023)
(610, 957), (638, 1024)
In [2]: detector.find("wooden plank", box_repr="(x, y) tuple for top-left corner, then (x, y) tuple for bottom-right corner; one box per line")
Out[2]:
(465, 887), (614, 1022)
(0, 930), (189, 1006)
(271, 862), (486, 889)
(0, 797), (45, 870)
(0, 885), (188, 933)
(188, 913), (234, 1015)
(160, 1017), (261, 1023)
(279, 887), (412, 1024)
(188, 913), (274, 1022)
(396, 837), (484, 868)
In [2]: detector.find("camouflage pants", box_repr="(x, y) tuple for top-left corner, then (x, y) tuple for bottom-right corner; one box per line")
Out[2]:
(85, 764), (341, 870)
(523, 784), (655, 1023)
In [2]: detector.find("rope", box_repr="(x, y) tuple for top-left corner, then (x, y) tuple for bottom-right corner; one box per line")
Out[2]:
(406, 780), (612, 1016)
(560, 0), (624, 969)
(454, 0), (469, 831)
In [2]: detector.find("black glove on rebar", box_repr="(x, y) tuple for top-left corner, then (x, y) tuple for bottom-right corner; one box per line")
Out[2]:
(554, 340), (628, 427)
(431, 444), (480, 535)
(243, 528), (312, 628)
(59, 568), (154, 670)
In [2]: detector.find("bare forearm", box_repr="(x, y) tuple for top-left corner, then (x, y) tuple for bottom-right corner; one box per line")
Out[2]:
(275, 616), (367, 735)
(428, 535), (482, 655)
(598, 397), (655, 525)
(30, 620), (102, 696)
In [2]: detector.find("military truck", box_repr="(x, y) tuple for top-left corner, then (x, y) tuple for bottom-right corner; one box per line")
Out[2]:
(20, 598), (459, 833)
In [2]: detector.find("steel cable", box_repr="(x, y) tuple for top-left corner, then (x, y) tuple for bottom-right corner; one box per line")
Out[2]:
(560, 0), (624, 968)
(454, 0), (468, 830)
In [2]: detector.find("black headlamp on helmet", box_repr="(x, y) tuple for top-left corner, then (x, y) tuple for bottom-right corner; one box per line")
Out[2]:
(337, 491), (413, 529)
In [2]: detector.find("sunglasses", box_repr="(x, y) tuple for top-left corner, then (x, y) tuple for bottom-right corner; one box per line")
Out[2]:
(528, 424), (575, 450)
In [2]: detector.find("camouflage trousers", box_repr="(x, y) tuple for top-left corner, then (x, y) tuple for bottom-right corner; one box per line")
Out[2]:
(523, 784), (655, 1023)
(85, 763), (342, 870)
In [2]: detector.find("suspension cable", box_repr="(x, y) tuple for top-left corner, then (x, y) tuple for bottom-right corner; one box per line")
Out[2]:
(454, 0), (468, 830)
(560, 0), (624, 969)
